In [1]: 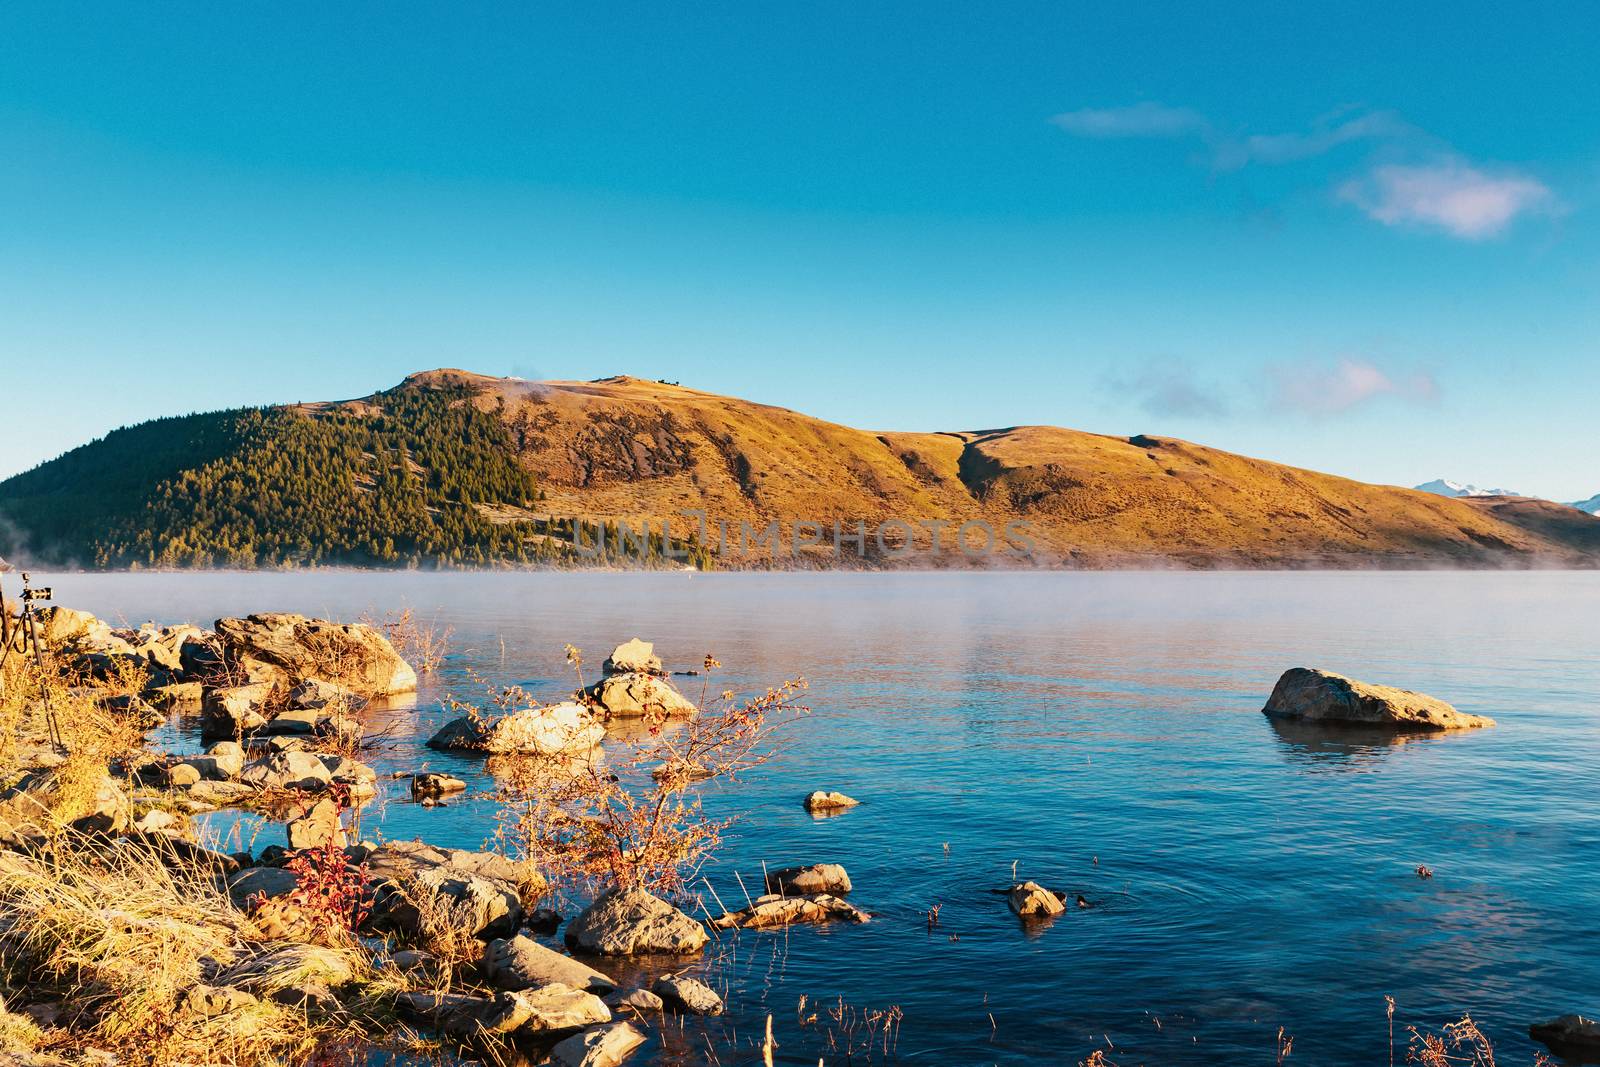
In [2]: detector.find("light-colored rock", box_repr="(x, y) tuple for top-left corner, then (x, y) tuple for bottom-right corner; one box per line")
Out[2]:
(584, 673), (697, 719)
(262, 706), (321, 735)
(412, 772), (467, 798)
(397, 990), (528, 1037)
(240, 749), (333, 791)
(0, 768), (130, 834)
(766, 863), (851, 895)
(195, 740), (245, 780)
(710, 892), (870, 929)
(651, 973), (723, 1015)
(513, 982), (612, 1034)
(565, 887), (709, 956)
(803, 790), (859, 812)
(214, 612), (417, 697)
(552, 1020), (647, 1067)
(1007, 881), (1065, 918)
(33, 605), (100, 645)
(287, 796), (347, 850)
(186, 780), (256, 806)
(604, 988), (663, 1014)
(146, 681), (205, 708)
(184, 984), (259, 1017)
(133, 808), (182, 835)
(484, 935), (617, 994)
(368, 843), (527, 940)
(164, 762), (202, 788)
(603, 638), (663, 676)
(1262, 668), (1494, 730)
(287, 678), (353, 710)
(427, 702), (604, 756)
(318, 754), (377, 792)
(200, 683), (274, 739)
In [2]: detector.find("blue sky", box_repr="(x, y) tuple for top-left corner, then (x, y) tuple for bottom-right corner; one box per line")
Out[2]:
(2, 2), (1598, 498)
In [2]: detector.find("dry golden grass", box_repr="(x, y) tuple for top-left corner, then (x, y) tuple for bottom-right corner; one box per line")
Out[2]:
(389, 369), (1600, 567)
(0, 838), (380, 1065)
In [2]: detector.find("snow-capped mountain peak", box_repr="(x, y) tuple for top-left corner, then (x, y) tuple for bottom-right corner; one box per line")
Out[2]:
(1415, 478), (1522, 498)
(1569, 493), (1600, 515)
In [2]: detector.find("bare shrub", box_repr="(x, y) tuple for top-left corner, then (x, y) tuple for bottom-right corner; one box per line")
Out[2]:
(489, 650), (808, 897)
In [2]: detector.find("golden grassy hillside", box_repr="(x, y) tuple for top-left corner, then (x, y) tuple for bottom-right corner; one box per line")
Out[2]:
(383, 369), (1600, 568)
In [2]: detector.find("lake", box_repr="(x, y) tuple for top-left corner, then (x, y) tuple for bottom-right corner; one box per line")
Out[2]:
(30, 569), (1600, 1065)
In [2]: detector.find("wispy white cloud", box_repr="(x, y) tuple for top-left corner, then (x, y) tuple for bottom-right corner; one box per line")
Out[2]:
(1050, 103), (1209, 140)
(1212, 110), (1414, 170)
(1051, 103), (1557, 240)
(1337, 161), (1553, 239)
(1105, 356), (1230, 418)
(1051, 103), (1403, 169)
(1268, 358), (1439, 416)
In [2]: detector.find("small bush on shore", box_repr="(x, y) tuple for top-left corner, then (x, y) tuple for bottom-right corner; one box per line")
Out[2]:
(491, 651), (808, 898)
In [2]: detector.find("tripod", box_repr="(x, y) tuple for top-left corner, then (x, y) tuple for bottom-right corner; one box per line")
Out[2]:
(0, 569), (63, 752)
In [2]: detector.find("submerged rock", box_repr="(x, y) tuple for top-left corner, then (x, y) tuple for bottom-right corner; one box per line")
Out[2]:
(803, 790), (859, 813)
(710, 893), (870, 929)
(1007, 881), (1065, 918)
(765, 863), (851, 896)
(1262, 668), (1494, 731)
(412, 772), (467, 798)
(565, 887), (708, 956)
(651, 973), (723, 1015)
(552, 1020), (647, 1067)
(1530, 1015), (1600, 1055)
(427, 702), (604, 756)
(399, 984), (609, 1039)
(605, 988), (663, 1014)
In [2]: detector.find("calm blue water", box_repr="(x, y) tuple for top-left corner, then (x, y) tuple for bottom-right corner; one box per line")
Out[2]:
(36, 570), (1600, 1065)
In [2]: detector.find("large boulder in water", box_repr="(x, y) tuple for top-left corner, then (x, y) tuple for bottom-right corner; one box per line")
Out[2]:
(582, 673), (696, 719)
(1531, 1015), (1600, 1057)
(564, 887), (708, 956)
(428, 702), (604, 756)
(603, 638), (663, 676)
(765, 863), (852, 896)
(214, 613), (416, 697)
(1262, 668), (1494, 731)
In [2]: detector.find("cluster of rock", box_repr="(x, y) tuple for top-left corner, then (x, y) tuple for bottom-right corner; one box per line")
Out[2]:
(20, 606), (417, 745)
(708, 863), (869, 929)
(426, 639), (697, 759)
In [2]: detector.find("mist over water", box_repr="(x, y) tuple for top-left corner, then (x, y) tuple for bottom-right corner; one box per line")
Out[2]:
(38, 570), (1600, 1065)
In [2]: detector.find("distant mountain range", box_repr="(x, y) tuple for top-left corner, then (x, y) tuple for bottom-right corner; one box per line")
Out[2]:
(3, 369), (1600, 569)
(1413, 478), (1525, 499)
(1415, 479), (1600, 515)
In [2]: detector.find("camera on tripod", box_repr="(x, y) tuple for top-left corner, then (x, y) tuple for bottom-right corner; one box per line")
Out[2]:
(21, 586), (52, 603)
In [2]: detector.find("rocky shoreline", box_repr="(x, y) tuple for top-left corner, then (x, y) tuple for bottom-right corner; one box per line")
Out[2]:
(0, 602), (1593, 1066)
(0, 605), (861, 1066)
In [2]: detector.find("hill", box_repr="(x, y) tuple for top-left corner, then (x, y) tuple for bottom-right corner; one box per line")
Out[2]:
(3, 368), (1597, 569)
